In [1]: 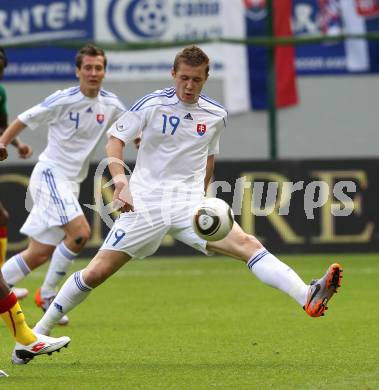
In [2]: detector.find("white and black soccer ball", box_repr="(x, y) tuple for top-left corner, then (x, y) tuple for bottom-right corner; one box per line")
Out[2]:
(192, 198), (234, 241)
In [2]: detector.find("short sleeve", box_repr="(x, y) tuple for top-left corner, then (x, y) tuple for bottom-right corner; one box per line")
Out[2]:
(208, 116), (226, 156)
(107, 110), (145, 144)
(18, 103), (53, 130)
(17, 90), (61, 130)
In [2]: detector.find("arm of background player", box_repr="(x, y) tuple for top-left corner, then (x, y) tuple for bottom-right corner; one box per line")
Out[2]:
(106, 136), (134, 212)
(0, 118), (32, 159)
(0, 118), (28, 161)
(204, 155), (215, 194)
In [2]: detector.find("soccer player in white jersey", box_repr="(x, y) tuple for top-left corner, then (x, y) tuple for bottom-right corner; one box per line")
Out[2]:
(32, 46), (342, 343)
(0, 45), (126, 336)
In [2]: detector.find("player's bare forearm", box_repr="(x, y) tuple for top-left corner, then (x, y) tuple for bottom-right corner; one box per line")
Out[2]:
(106, 136), (127, 184)
(0, 120), (32, 160)
(0, 118), (27, 147)
(106, 136), (134, 212)
(204, 155), (215, 193)
(10, 136), (24, 150)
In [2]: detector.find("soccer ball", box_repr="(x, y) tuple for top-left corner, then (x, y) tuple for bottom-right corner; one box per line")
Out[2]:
(192, 198), (234, 241)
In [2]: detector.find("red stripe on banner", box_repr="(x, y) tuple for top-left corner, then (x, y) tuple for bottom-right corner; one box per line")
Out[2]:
(0, 292), (17, 314)
(0, 226), (7, 238)
(355, 0), (379, 17)
(274, 0), (298, 108)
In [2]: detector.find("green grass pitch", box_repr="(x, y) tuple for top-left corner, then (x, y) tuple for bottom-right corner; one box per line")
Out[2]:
(0, 254), (378, 389)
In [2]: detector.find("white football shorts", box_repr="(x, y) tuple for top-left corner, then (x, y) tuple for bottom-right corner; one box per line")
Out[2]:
(20, 162), (83, 246)
(100, 196), (208, 259)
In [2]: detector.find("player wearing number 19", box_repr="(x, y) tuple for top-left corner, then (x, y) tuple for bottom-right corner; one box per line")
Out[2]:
(33, 46), (342, 345)
(0, 45), (125, 335)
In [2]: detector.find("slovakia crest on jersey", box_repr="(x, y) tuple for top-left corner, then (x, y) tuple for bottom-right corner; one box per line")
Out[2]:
(96, 114), (105, 124)
(197, 123), (207, 136)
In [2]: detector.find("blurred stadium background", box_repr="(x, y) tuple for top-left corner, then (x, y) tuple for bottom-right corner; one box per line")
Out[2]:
(1, 0), (379, 256)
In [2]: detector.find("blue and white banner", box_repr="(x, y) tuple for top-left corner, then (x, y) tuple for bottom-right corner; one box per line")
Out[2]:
(0, 0), (93, 80)
(95, 0), (225, 81)
(1, 0), (379, 113)
(95, 0), (222, 43)
(1, 0), (225, 81)
(0, 0), (93, 45)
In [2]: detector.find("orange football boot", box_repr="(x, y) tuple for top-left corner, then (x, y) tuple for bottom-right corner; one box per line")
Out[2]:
(304, 263), (343, 317)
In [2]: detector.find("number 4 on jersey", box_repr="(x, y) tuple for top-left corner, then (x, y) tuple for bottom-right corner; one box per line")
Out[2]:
(69, 112), (80, 129)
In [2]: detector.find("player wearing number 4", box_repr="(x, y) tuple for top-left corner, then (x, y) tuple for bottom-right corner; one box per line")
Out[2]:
(33, 46), (343, 341)
(0, 45), (126, 335)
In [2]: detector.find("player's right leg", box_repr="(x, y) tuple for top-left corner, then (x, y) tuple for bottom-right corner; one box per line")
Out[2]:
(34, 249), (132, 335)
(41, 215), (91, 297)
(3, 238), (56, 301)
(34, 206), (168, 335)
(36, 215), (91, 325)
(2, 238), (55, 288)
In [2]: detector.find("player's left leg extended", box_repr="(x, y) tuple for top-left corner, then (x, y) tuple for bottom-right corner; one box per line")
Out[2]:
(207, 222), (342, 317)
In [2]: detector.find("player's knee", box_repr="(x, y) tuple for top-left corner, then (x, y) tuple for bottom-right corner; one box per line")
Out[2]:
(81, 225), (91, 241)
(38, 252), (51, 264)
(67, 227), (91, 251)
(237, 232), (263, 254)
(76, 229), (91, 246)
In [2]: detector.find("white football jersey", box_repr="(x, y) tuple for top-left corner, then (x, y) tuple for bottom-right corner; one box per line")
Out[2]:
(107, 87), (227, 197)
(18, 86), (126, 183)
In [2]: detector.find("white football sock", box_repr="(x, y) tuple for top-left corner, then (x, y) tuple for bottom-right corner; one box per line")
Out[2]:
(34, 270), (92, 335)
(1, 254), (31, 286)
(40, 242), (78, 298)
(247, 248), (309, 306)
